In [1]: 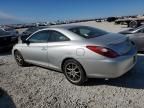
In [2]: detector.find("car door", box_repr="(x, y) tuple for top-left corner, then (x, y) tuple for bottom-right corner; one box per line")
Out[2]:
(21, 30), (50, 66)
(47, 30), (70, 70)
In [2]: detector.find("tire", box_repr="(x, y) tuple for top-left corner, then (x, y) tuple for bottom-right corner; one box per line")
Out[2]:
(14, 51), (27, 66)
(63, 59), (87, 85)
(129, 21), (140, 28)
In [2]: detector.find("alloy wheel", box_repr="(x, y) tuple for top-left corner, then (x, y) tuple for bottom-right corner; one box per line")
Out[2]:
(65, 62), (81, 82)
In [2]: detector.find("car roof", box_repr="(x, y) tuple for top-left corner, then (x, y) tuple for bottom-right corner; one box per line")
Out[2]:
(49, 25), (89, 30)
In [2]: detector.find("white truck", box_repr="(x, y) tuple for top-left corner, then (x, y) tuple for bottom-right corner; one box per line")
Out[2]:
(115, 16), (144, 28)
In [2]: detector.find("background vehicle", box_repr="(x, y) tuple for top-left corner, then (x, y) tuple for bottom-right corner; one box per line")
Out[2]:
(119, 25), (144, 53)
(115, 16), (144, 28)
(0, 28), (19, 51)
(13, 25), (137, 85)
(107, 17), (118, 22)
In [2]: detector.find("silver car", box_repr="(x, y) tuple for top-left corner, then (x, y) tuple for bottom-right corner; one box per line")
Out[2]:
(119, 25), (144, 52)
(12, 25), (137, 85)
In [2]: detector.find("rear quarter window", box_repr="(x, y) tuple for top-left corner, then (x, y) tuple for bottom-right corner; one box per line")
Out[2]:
(69, 26), (107, 39)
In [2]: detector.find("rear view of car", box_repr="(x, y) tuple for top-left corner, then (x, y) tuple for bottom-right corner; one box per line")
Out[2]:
(69, 26), (137, 78)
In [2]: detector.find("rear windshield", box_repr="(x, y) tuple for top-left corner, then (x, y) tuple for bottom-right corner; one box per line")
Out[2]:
(69, 26), (108, 39)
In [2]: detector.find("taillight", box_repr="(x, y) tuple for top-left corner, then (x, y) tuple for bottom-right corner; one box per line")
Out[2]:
(86, 46), (119, 58)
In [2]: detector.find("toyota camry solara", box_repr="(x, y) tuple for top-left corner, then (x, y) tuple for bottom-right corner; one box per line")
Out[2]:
(12, 25), (137, 85)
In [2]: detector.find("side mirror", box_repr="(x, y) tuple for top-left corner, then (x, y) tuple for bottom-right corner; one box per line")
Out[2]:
(22, 39), (30, 45)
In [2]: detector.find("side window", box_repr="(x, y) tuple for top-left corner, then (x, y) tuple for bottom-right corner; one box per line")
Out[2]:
(50, 31), (70, 42)
(28, 30), (50, 43)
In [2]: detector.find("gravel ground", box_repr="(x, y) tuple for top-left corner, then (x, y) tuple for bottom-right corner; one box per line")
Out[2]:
(0, 22), (144, 108)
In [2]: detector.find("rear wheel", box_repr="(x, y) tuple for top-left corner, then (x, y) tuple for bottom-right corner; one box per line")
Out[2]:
(63, 59), (87, 85)
(14, 51), (27, 66)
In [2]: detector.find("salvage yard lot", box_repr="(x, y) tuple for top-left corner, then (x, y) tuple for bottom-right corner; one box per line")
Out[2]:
(0, 21), (144, 108)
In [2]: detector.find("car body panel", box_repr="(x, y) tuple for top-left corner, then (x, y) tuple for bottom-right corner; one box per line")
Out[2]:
(119, 25), (144, 51)
(20, 43), (48, 66)
(77, 45), (137, 78)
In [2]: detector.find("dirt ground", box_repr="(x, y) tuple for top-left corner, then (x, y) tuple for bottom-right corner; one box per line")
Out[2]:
(0, 22), (144, 108)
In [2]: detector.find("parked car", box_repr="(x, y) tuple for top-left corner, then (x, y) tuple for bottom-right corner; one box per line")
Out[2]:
(0, 28), (18, 51)
(115, 17), (144, 28)
(13, 25), (137, 85)
(95, 19), (102, 22)
(20, 26), (47, 41)
(119, 25), (144, 52)
(107, 17), (118, 22)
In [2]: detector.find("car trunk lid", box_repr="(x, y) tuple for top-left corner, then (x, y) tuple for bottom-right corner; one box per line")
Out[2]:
(88, 33), (132, 55)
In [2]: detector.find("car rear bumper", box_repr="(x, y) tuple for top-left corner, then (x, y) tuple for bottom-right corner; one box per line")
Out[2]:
(77, 48), (137, 78)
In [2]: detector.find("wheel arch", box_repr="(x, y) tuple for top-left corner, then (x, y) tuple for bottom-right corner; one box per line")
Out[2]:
(13, 49), (21, 56)
(12, 49), (18, 56)
(14, 49), (19, 53)
(61, 57), (75, 71)
(61, 57), (87, 76)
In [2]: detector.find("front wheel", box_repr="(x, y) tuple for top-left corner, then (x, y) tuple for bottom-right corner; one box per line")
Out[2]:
(63, 59), (87, 85)
(14, 51), (27, 66)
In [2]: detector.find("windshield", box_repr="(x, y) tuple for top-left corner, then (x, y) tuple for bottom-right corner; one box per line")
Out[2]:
(69, 26), (108, 38)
